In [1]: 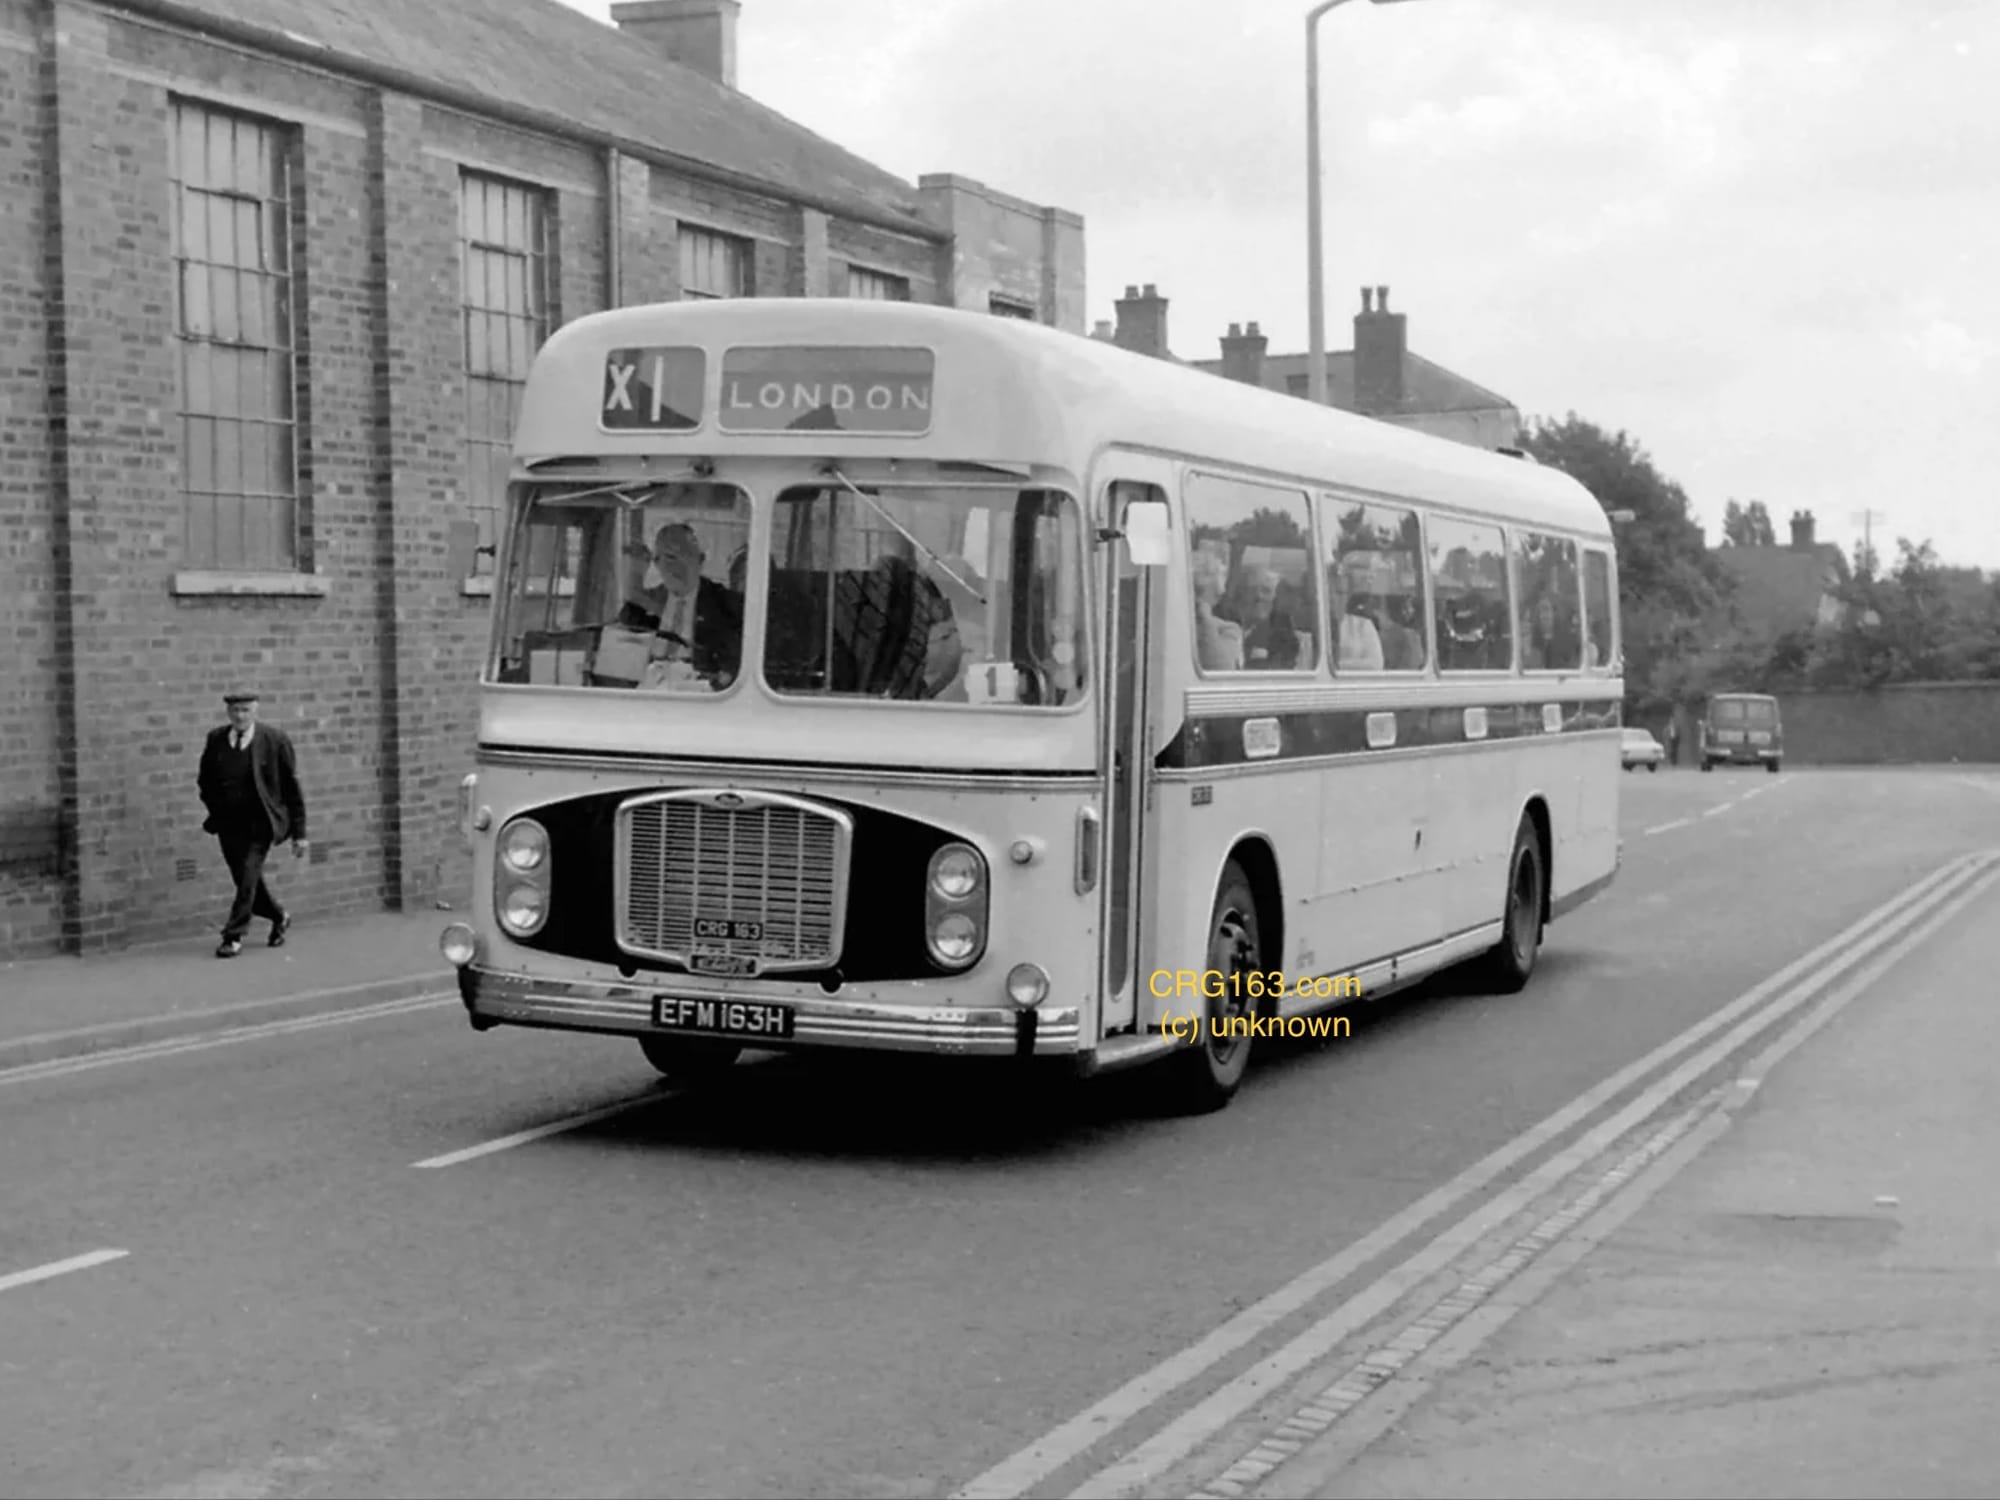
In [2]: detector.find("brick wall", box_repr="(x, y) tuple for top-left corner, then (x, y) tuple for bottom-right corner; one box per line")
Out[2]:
(0, 0), (62, 954)
(1775, 682), (2000, 765)
(1, 0), (1082, 960)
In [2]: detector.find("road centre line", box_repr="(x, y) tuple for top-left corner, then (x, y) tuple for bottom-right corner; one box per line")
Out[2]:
(0, 1248), (129, 1296)
(412, 1093), (676, 1168)
(1064, 850), (2000, 1500)
(949, 848), (1995, 1500)
(1644, 817), (1693, 835)
(1179, 862), (2000, 1500)
(0, 994), (456, 1090)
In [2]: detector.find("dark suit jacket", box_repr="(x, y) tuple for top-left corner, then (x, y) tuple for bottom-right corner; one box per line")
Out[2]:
(198, 724), (308, 844)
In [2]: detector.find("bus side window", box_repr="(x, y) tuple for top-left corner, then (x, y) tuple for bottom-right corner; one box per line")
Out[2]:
(1427, 514), (1513, 672)
(1582, 549), (1614, 670)
(1515, 530), (1582, 672)
(1319, 496), (1427, 672)
(1184, 471), (1320, 673)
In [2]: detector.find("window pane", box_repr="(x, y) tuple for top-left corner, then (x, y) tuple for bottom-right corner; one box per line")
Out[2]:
(215, 418), (243, 494)
(1427, 514), (1512, 671)
(211, 492), (245, 568)
(1583, 550), (1614, 670)
(186, 488), (216, 566)
(1320, 496), (1427, 672)
(185, 416), (216, 493)
(1184, 472), (1320, 673)
(1515, 531), (1583, 671)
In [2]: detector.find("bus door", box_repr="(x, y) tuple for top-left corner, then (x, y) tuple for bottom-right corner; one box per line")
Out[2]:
(1096, 468), (1173, 1037)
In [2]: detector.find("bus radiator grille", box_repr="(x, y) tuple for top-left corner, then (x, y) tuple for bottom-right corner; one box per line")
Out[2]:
(617, 798), (843, 971)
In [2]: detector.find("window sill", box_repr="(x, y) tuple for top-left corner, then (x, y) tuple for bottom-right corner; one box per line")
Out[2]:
(172, 571), (330, 598)
(461, 577), (495, 598)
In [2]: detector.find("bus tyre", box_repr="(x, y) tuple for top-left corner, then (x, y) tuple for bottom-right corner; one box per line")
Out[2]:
(1484, 814), (1544, 995)
(638, 1035), (743, 1085)
(1162, 860), (1263, 1115)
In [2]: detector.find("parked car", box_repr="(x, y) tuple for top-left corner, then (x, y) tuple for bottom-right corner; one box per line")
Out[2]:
(1621, 727), (1665, 771)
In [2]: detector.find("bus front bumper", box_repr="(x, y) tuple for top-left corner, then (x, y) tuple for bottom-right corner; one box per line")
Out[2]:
(454, 964), (1085, 1059)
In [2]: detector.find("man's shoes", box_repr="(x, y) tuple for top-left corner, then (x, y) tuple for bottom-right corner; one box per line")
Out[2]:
(216, 938), (243, 958)
(269, 912), (292, 948)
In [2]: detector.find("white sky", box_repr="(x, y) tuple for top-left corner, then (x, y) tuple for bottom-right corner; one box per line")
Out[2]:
(557, 0), (2000, 571)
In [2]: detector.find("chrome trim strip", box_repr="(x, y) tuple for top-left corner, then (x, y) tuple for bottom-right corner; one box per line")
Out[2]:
(475, 745), (1095, 792)
(1155, 729), (1621, 782)
(462, 967), (1084, 1057)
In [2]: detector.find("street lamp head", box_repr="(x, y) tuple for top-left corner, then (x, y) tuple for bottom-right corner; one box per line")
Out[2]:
(1606, 509), (1638, 524)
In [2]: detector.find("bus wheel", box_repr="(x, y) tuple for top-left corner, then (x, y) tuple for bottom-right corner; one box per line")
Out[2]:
(638, 1035), (742, 1085)
(1162, 860), (1262, 1115)
(1483, 814), (1544, 995)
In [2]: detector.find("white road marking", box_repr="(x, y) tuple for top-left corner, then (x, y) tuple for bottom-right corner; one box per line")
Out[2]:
(1700, 803), (1732, 818)
(0, 1248), (129, 1295)
(1180, 861), (2000, 1499)
(0, 995), (456, 1090)
(950, 849), (1994, 1500)
(1643, 817), (1693, 835)
(411, 1093), (672, 1169)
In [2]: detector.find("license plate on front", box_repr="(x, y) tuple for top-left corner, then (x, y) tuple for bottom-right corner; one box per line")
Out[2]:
(654, 995), (795, 1039)
(694, 916), (763, 942)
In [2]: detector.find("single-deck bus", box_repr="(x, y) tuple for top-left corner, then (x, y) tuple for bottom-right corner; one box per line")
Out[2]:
(438, 298), (1623, 1112)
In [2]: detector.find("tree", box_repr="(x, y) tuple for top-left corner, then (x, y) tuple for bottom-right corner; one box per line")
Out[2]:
(1520, 413), (1735, 715)
(1720, 499), (1777, 547)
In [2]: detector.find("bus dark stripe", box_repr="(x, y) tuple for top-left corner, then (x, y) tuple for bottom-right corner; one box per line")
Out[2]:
(1154, 698), (1623, 771)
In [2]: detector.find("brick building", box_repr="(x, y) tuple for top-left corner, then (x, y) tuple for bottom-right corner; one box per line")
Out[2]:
(0, 0), (1085, 958)
(1095, 283), (1521, 449)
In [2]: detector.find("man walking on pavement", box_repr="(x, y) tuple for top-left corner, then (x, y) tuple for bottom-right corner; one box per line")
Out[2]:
(196, 690), (309, 958)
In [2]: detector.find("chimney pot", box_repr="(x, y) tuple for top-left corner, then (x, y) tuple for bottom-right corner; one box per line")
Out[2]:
(1377, 284), (1389, 310)
(1142, 282), (1158, 297)
(1247, 320), (1260, 336)
(611, 0), (741, 89)
(1123, 284), (1138, 299)
(1227, 321), (1242, 338)
(1361, 287), (1373, 313)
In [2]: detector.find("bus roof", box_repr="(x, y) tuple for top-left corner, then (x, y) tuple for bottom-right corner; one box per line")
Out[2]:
(515, 298), (1613, 540)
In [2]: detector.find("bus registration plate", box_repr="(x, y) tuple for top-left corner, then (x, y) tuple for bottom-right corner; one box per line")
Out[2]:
(653, 995), (795, 1040)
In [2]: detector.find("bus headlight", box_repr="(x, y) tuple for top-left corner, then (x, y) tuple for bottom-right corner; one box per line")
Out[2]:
(930, 843), (983, 900)
(924, 841), (988, 970)
(439, 922), (478, 968)
(930, 912), (979, 964)
(499, 818), (548, 874)
(500, 883), (546, 936)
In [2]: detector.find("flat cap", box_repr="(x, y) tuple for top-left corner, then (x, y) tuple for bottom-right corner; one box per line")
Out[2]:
(223, 691), (260, 705)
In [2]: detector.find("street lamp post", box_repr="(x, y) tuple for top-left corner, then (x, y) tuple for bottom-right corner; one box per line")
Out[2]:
(1306, 0), (1429, 407)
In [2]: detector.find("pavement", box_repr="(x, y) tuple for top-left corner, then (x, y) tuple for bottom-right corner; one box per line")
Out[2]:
(4, 765), (2000, 1498)
(1285, 846), (2000, 1500)
(0, 903), (460, 1071)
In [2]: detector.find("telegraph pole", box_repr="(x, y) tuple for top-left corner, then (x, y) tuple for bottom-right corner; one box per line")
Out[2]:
(1849, 508), (1888, 572)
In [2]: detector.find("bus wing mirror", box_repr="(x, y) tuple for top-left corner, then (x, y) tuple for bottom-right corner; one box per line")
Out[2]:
(1122, 499), (1172, 567)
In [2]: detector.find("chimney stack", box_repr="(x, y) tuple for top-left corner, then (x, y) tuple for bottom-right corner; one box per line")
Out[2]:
(1113, 283), (1171, 360)
(1218, 318), (1268, 387)
(1090, 319), (1114, 341)
(1354, 283), (1406, 415)
(610, 0), (740, 89)
(1789, 509), (1816, 549)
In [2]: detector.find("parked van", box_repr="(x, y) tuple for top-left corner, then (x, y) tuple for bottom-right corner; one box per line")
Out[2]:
(1700, 692), (1782, 773)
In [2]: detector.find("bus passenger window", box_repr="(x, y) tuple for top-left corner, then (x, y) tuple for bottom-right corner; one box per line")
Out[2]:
(1514, 530), (1582, 673)
(1582, 550), (1614, 670)
(1426, 514), (1513, 672)
(1184, 472), (1320, 673)
(1319, 497), (1428, 672)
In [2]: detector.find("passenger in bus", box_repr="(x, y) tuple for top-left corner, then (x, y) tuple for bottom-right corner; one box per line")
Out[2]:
(1325, 560), (1386, 671)
(1190, 549), (1244, 671)
(617, 522), (744, 687)
(1520, 593), (1578, 671)
(1220, 564), (1302, 670)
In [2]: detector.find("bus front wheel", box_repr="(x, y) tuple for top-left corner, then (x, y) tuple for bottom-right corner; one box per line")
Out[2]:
(638, 1035), (743, 1085)
(1483, 814), (1544, 995)
(1161, 859), (1263, 1115)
